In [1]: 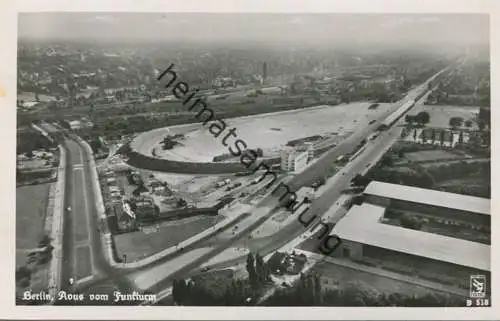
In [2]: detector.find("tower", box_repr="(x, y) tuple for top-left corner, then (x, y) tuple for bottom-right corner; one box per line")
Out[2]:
(262, 62), (267, 84)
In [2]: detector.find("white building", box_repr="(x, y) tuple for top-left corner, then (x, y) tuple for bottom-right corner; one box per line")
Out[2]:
(68, 120), (82, 130)
(281, 147), (309, 173)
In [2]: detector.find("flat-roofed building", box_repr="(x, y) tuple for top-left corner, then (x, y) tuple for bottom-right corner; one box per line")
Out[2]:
(331, 204), (490, 293)
(364, 181), (490, 227)
(281, 147), (309, 173)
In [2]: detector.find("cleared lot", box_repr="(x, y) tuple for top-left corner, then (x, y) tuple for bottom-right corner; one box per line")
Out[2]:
(114, 215), (223, 262)
(403, 150), (464, 162)
(16, 183), (51, 267)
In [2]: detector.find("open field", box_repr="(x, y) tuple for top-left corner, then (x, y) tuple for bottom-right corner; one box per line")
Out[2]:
(403, 150), (465, 162)
(313, 261), (457, 297)
(16, 183), (51, 267)
(131, 102), (393, 163)
(411, 104), (480, 129)
(114, 215), (223, 262)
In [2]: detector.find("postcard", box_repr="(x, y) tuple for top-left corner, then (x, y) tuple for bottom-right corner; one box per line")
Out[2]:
(1, 0), (498, 319)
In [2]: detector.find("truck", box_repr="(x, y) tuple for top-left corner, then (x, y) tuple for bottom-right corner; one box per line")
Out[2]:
(367, 132), (379, 141)
(335, 155), (346, 163)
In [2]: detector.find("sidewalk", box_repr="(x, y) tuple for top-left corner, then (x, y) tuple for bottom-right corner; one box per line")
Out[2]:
(47, 145), (66, 299)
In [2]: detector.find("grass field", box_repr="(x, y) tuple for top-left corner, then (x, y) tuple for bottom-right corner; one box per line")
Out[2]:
(313, 261), (450, 297)
(411, 104), (480, 129)
(114, 215), (223, 262)
(403, 150), (463, 162)
(16, 183), (51, 267)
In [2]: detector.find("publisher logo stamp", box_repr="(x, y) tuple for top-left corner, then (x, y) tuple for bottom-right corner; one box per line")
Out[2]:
(469, 275), (486, 298)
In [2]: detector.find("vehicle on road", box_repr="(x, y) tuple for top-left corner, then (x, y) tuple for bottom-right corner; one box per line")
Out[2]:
(201, 266), (211, 272)
(67, 206), (72, 211)
(368, 119), (376, 125)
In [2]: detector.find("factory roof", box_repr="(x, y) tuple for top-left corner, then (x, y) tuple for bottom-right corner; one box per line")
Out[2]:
(331, 203), (490, 271)
(364, 181), (490, 216)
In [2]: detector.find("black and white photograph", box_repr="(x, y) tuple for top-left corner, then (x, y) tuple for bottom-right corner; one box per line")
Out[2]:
(5, 0), (497, 318)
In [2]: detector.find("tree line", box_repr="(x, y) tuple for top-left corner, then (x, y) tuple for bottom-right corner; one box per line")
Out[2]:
(172, 253), (273, 306)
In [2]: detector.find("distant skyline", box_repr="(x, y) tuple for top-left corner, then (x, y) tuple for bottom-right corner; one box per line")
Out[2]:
(18, 13), (489, 46)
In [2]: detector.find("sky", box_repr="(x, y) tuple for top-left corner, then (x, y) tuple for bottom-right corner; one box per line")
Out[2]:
(18, 13), (489, 46)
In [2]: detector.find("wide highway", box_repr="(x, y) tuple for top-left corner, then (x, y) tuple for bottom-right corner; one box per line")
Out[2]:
(39, 123), (136, 302)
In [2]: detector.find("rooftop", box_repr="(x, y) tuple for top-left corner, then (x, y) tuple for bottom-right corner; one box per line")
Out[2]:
(331, 203), (490, 271)
(364, 181), (490, 216)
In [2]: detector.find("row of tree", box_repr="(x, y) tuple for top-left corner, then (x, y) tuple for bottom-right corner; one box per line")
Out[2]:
(246, 252), (271, 288)
(171, 253), (273, 306)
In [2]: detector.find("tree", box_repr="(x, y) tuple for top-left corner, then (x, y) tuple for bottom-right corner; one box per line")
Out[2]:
(313, 274), (322, 305)
(246, 253), (257, 287)
(439, 130), (445, 146)
(176, 198), (187, 208)
(464, 120), (473, 128)
(449, 117), (464, 129)
(419, 130), (425, 143)
(478, 120), (486, 131)
(89, 138), (103, 153)
(351, 174), (371, 187)
(413, 129), (417, 141)
(458, 131), (464, 144)
(16, 266), (31, 282)
(416, 111), (430, 126)
(431, 128), (436, 144)
(400, 128), (407, 138)
(380, 155), (393, 167)
(38, 235), (52, 248)
(172, 279), (179, 303)
(255, 253), (269, 284)
(404, 115), (414, 126)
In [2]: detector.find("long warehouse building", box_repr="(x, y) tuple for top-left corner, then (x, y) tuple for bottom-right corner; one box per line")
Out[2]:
(328, 181), (490, 294)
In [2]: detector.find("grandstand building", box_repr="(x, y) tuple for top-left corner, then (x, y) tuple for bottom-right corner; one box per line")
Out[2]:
(364, 181), (490, 228)
(329, 181), (490, 294)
